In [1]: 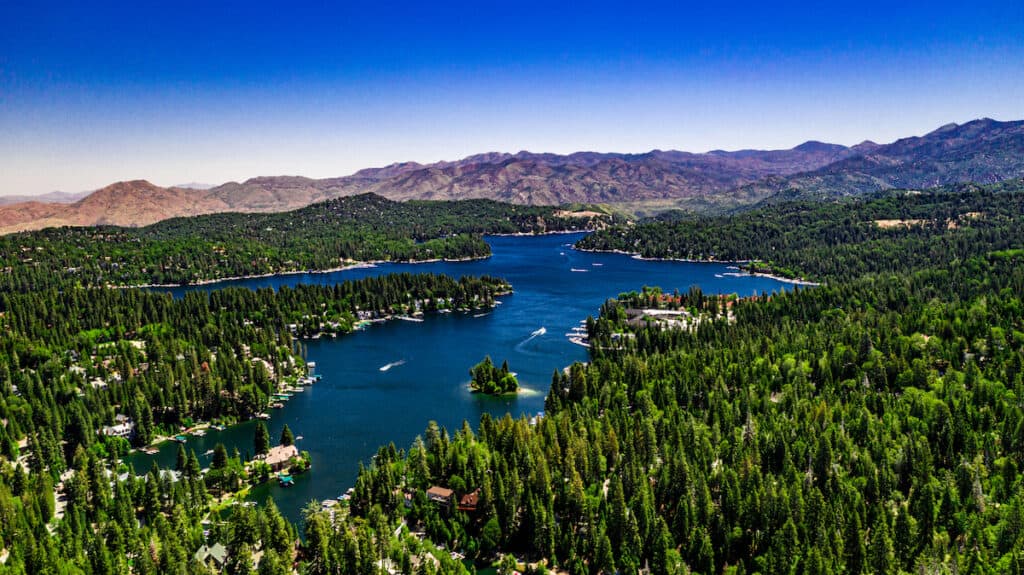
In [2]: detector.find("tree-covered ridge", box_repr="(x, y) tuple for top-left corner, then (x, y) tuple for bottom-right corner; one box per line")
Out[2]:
(0, 193), (613, 290)
(577, 179), (1024, 281)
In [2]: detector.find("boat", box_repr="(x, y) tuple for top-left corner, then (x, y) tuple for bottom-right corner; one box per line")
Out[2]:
(591, 263), (603, 266)
(570, 268), (589, 272)
(295, 435), (303, 441)
(204, 449), (215, 456)
(142, 447), (160, 455)
(278, 474), (294, 487)
(256, 413), (270, 420)
(191, 429), (206, 437)
(271, 402), (284, 409)
(172, 435), (188, 444)
(210, 424), (226, 431)
(396, 315), (424, 322)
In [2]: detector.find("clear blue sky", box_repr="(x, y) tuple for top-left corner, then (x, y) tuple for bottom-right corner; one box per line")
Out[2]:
(1, 0), (1022, 195)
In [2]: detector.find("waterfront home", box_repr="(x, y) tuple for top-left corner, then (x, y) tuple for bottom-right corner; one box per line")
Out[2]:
(264, 444), (299, 471)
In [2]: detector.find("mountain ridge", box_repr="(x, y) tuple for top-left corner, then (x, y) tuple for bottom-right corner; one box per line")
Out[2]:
(2, 118), (1023, 233)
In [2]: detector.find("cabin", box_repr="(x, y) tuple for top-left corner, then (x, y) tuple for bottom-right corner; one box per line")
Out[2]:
(426, 486), (454, 507)
(264, 444), (299, 472)
(458, 488), (480, 513)
(193, 543), (227, 570)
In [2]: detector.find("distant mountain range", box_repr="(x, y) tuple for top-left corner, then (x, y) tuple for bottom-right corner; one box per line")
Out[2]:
(1, 118), (1023, 234)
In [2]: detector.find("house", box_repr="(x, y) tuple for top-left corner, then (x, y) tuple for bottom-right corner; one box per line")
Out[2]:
(263, 444), (299, 471)
(458, 488), (480, 513)
(194, 543), (227, 570)
(426, 486), (454, 507)
(101, 416), (135, 438)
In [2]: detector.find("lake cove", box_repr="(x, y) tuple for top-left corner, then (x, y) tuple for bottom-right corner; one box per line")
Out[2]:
(128, 233), (793, 524)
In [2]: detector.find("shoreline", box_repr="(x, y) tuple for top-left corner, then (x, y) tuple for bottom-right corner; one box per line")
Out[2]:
(114, 255), (492, 290)
(573, 246), (821, 286)
(486, 229), (594, 237)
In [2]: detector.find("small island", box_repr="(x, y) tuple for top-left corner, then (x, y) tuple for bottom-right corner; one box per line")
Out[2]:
(469, 356), (519, 395)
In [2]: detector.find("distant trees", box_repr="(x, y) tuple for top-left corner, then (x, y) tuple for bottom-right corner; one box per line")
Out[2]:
(0, 193), (613, 289)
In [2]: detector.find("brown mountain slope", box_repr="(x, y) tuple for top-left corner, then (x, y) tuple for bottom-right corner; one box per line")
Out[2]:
(0, 181), (228, 234)
(207, 143), (855, 208)
(736, 118), (1024, 202)
(2, 118), (1023, 233)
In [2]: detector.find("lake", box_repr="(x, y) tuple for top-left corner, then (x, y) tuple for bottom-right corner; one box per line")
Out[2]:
(128, 233), (793, 524)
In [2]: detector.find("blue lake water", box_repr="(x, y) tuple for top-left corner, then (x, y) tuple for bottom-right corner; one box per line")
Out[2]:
(128, 233), (792, 524)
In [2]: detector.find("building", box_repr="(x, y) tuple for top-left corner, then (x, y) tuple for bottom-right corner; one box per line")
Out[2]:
(263, 444), (299, 471)
(458, 488), (480, 513)
(100, 415), (135, 438)
(193, 543), (227, 570)
(426, 486), (454, 507)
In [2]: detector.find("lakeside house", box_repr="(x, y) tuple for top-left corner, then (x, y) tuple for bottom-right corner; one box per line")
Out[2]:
(263, 444), (299, 471)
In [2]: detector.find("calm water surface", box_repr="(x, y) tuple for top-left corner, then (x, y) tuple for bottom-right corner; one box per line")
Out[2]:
(129, 233), (792, 524)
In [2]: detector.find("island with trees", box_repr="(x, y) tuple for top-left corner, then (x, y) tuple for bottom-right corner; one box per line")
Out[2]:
(469, 356), (519, 395)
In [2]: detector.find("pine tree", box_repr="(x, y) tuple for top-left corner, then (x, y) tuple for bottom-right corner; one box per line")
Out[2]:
(280, 424), (294, 447)
(255, 422), (270, 455)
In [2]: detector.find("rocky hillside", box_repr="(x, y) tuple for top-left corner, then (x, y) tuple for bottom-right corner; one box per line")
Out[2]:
(0, 181), (229, 234)
(738, 118), (1024, 202)
(2, 118), (1023, 233)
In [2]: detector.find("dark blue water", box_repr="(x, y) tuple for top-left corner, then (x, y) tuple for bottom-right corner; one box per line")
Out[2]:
(128, 233), (792, 524)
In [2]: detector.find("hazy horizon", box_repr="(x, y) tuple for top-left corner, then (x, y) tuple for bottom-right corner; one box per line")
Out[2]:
(2, 0), (1022, 196)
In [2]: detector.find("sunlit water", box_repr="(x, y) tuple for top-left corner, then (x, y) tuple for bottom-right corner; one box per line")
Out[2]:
(129, 233), (792, 524)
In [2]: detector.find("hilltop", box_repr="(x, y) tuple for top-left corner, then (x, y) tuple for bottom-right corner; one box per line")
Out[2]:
(2, 118), (1024, 233)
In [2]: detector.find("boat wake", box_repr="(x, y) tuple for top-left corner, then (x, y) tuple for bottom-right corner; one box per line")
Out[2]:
(379, 360), (406, 372)
(515, 327), (546, 350)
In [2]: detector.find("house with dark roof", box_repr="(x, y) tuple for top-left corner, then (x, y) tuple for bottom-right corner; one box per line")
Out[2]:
(458, 488), (480, 513)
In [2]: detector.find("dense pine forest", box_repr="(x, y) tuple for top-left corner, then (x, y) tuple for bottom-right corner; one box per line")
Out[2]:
(0, 185), (1023, 573)
(577, 179), (1024, 282)
(0, 194), (612, 289)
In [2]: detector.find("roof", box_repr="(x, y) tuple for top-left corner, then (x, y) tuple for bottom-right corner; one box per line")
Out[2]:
(194, 543), (227, 565)
(458, 488), (480, 510)
(265, 444), (299, 466)
(426, 486), (454, 499)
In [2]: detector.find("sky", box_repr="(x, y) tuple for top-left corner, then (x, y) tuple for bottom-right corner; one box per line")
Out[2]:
(1, 0), (1023, 195)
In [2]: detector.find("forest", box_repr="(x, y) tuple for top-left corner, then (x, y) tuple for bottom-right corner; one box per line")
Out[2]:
(301, 183), (1024, 574)
(577, 179), (1024, 282)
(0, 193), (613, 290)
(0, 184), (1023, 573)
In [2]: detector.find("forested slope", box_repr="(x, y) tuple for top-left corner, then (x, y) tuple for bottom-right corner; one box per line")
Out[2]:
(0, 194), (611, 289)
